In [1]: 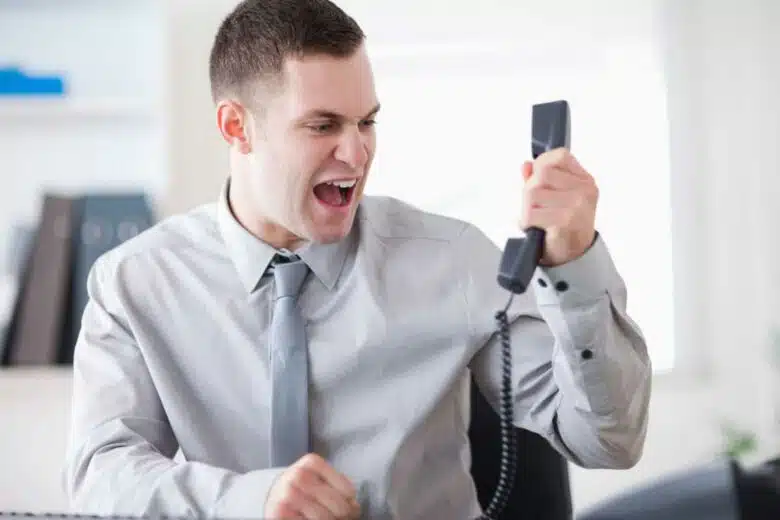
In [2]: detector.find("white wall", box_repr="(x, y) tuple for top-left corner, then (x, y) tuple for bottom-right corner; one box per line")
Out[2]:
(569, 0), (780, 511)
(2, 0), (780, 515)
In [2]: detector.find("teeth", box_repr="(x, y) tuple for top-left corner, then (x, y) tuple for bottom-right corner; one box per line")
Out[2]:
(327, 179), (357, 189)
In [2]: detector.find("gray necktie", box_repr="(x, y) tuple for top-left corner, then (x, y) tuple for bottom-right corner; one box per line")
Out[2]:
(268, 255), (311, 467)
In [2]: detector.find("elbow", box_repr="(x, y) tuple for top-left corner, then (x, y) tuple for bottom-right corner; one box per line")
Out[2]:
(567, 393), (651, 470)
(559, 416), (649, 471)
(572, 428), (647, 470)
(62, 448), (100, 514)
(596, 354), (652, 470)
(602, 436), (645, 469)
(592, 407), (650, 470)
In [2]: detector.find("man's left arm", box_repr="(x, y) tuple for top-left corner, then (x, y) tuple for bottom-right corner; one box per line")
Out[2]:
(467, 149), (652, 469)
(532, 232), (651, 469)
(466, 229), (651, 469)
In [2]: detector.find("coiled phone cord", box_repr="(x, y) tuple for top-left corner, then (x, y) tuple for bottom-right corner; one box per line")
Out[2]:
(475, 294), (517, 520)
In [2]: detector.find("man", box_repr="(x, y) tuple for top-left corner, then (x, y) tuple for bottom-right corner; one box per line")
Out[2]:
(63, 1), (652, 519)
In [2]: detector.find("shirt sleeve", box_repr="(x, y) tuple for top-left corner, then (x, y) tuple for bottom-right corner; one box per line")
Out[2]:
(62, 254), (285, 518)
(463, 224), (652, 469)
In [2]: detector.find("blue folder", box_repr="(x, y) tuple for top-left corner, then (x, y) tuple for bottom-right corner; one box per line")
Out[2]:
(0, 65), (65, 96)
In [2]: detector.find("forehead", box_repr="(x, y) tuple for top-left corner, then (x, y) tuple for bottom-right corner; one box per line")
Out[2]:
(278, 47), (378, 118)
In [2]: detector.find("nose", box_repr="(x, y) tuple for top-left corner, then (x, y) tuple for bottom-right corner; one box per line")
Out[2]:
(334, 125), (369, 170)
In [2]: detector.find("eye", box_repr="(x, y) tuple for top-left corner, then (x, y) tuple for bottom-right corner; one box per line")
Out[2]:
(360, 119), (377, 129)
(308, 122), (337, 134)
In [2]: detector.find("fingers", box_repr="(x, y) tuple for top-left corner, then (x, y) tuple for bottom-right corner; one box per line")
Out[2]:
(535, 147), (592, 181)
(274, 502), (305, 520)
(521, 206), (580, 231)
(519, 148), (599, 265)
(525, 164), (590, 191)
(284, 484), (333, 519)
(524, 186), (581, 210)
(265, 453), (360, 520)
(297, 454), (357, 500)
(290, 465), (356, 518)
(523, 148), (598, 216)
(521, 187), (593, 230)
(525, 148), (595, 198)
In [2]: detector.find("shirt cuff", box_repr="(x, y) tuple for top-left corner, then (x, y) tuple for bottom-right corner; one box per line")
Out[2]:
(532, 232), (620, 306)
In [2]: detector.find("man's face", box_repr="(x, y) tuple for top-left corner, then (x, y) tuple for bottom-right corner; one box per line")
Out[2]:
(244, 45), (379, 245)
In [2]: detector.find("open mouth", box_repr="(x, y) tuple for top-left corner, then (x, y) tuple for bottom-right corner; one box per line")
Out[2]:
(313, 179), (358, 208)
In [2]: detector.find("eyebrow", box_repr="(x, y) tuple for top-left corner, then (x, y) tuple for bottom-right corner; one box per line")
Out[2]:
(301, 103), (381, 122)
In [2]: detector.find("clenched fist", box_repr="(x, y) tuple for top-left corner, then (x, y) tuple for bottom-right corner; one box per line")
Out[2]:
(264, 453), (361, 520)
(520, 148), (599, 266)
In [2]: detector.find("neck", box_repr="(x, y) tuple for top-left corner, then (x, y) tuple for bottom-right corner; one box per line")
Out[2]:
(227, 174), (304, 251)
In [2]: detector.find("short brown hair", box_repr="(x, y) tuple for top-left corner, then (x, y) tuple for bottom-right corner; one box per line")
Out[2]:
(209, 0), (365, 105)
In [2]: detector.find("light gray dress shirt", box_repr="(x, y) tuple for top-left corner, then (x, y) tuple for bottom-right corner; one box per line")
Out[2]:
(63, 180), (652, 520)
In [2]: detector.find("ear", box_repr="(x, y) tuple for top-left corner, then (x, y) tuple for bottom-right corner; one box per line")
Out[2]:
(216, 100), (252, 154)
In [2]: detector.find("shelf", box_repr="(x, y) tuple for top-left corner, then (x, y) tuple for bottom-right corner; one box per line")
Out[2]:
(0, 365), (73, 378)
(0, 97), (156, 120)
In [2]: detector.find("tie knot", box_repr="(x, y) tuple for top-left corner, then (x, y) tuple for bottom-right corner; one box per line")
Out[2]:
(272, 255), (309, 299)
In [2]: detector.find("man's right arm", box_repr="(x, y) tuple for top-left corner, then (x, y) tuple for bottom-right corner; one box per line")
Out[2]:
(63, 255), (285, 518)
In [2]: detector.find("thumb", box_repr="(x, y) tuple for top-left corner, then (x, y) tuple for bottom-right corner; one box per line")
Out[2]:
(521, 160), (533, 182)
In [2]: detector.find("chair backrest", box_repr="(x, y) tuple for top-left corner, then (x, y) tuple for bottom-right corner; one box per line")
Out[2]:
(576, 458), (740, 520)
(468, 376), (573, 520)
(578, 456), (780, 520)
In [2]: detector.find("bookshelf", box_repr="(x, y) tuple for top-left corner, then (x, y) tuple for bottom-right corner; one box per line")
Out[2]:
(0, 0), (168, 270)
(0, 97), (157, 120)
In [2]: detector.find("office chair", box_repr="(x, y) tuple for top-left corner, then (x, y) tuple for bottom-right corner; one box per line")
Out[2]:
(576, 456), (780, 520)
(468, 375), (573, 520)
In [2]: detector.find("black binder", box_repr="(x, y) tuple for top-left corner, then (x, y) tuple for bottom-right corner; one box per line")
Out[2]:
(4, 195), (76, 365)
(61, 193), (154, 364)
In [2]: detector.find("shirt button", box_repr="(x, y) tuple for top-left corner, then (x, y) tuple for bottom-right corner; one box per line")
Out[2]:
(555, 280), (569, 292)
(537, 278), (548, 288)
(581, 349), (593, 360)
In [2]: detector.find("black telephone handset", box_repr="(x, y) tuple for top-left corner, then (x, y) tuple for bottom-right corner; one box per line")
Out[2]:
(476, 100), (571, 520)
(498, 100), (571, 294)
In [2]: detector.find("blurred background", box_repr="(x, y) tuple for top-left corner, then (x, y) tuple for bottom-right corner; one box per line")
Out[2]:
(1, 0), (779, 516)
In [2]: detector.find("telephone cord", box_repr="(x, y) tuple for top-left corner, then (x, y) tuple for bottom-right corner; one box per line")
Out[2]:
(475, 293), (517, 520)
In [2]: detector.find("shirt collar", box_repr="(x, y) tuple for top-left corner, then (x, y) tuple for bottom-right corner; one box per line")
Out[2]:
(216, 177), (356, 294)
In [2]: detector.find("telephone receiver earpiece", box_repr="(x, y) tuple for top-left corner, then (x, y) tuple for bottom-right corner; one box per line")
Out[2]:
(497, 100), (571, 294)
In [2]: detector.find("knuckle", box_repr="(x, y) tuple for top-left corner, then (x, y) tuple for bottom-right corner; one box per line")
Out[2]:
(288, 465), (309, 484)
(534, 165), (551, 182)
(281, 478), (298, 496)
(526, 184), (544, 200)
(273, 492), (297, 513)
(277, 497), (295, 510)
(299, 452), (322, 467)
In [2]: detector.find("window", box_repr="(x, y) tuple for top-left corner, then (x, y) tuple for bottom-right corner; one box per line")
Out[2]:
(364, 40), (675, 372)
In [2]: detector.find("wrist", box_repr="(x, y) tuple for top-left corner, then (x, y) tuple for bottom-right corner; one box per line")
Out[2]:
(540, 229), (597, 267)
